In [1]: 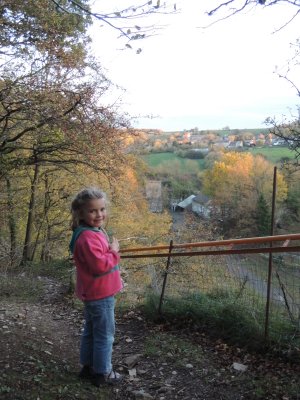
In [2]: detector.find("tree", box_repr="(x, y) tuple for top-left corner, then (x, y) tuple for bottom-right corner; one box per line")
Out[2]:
(256, 194), (271, 236)
(0, 0), (177, 59)
(203, 152), (287, 236)
(0, 0), (91, 62)
(266, 114), (300, 162)
(4, 176), (17, 265)
(107, 155), (172, 249)
(0, 0), (134, 266)
(281, 163), (300, 223)
(52, 0), (177, 51)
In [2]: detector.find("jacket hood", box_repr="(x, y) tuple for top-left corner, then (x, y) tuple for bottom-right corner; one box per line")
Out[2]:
(69, 225), (100, 254)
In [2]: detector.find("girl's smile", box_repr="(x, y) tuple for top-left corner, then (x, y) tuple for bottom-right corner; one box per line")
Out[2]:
(80, 198), (107, 228)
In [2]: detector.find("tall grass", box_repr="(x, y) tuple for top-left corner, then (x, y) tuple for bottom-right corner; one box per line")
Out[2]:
(142, 289), (300, 355)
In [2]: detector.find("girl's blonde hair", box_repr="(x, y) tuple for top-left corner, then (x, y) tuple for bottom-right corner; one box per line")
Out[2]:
(70, 187), (108, 230)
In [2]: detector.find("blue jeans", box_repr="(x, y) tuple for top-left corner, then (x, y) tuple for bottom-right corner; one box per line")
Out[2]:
(80, 296), (115, 374)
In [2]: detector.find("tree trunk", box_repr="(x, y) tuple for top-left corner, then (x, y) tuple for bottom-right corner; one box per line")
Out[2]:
(40, 173), (52, 262)
(21, 162), (39, 265)
(5, 176), (17, 267)
(31, 179), (47, 262)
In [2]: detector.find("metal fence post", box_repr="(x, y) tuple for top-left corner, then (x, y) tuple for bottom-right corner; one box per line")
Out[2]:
(158, 240), (173, 315)
(265, 166), (277, 339)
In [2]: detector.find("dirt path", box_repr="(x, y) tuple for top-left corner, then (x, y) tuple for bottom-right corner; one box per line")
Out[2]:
(0, 277), (299, 400)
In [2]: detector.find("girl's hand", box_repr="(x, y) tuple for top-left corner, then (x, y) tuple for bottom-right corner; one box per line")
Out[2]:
(110, 237), (120, 252)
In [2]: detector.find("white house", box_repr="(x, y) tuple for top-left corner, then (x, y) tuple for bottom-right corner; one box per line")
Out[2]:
(191, 193), (211, 218)
(176, 195), (196, 211)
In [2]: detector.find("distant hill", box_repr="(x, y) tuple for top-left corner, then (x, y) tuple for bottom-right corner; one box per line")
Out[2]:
(137, 127), (270, 138)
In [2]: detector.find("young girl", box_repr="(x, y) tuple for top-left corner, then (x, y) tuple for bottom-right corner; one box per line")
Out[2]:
(69, 187), (123, 386)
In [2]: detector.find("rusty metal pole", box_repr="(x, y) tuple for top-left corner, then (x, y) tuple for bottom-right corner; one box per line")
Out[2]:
(265, 166), (277, 339)
(158, 240), (173, 315)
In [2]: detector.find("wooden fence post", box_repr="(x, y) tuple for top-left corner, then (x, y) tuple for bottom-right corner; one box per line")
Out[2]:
(158, 240), (173, 315)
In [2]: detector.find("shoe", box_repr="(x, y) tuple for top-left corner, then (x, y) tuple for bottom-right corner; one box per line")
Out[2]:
(106, 370), (123, 385)
(92, 370), (123, 387)
(79, 365), (94, 379)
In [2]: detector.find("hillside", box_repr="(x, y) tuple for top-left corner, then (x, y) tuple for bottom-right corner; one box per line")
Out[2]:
(1, 272), (300, 400)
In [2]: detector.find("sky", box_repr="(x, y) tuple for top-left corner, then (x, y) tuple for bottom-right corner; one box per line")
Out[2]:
(89, 0), (300, 131)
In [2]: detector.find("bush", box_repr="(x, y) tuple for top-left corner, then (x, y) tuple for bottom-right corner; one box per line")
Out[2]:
(176, 149), (205, 159)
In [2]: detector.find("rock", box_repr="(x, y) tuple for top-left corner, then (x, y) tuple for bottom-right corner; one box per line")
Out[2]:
(157, 386), (174, 393)
(124, 353), (143, 369)
(128, 368), (137, 377)
(232, 362), (248, 372)
(137, 369), (147, 375)
(131, 389), (154, 399)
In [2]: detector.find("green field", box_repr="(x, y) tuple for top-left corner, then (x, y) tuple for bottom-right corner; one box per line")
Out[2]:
(142, 152), (206, 170)
(247, 146), (296, 164)
(142, 147), (297, 171)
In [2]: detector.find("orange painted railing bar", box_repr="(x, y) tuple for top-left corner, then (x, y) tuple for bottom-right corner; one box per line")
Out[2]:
(119, 233), (300, 254)
(120, 245), (300, 259)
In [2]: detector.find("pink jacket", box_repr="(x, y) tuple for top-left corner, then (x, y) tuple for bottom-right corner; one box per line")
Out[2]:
(73, 230), (123, 301)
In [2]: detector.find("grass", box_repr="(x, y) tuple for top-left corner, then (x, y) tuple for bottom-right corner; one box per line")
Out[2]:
(0, 271), (45, 302)
(0, 259), (74, 302)
(121, 253), (300, 354)
(26, 258), (74, 280)
(247, 146), (297, 164)
(141, 147), (297, 169)
(142, 290), (300, 354)
(141, 152), (206, 170)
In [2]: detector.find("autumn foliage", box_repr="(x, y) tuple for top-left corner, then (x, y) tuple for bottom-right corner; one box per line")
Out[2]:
(203, 152), (288, 236)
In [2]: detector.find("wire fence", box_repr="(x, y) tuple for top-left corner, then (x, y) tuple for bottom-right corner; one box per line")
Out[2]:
(119, 234), (300, 344)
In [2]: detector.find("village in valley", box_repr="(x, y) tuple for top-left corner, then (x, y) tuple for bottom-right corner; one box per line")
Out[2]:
(140, 126), (292, 225)
(132, 126), (287, 153)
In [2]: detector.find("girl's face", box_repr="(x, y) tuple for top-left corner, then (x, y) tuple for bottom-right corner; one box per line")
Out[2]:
(80, 198), (107, 228)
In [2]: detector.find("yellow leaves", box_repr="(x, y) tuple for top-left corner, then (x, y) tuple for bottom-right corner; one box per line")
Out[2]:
(106, 155), (172, 249)
(219, 152), (253, 177)
(203, 151), (288, 208)
(276, 173), (288, 203)
(123, 165), (140, 192)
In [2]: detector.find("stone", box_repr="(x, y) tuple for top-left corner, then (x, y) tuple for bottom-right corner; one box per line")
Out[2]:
(232, 362), (248, 372)
(124, 353), (143, 369)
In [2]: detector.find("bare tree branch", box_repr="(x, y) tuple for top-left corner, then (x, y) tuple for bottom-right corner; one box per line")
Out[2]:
(50, 0), (178, 43)
(205, 0), (300, 29)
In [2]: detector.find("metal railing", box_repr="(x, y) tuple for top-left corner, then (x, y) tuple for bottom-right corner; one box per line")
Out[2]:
(120, 233), (300, 339)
